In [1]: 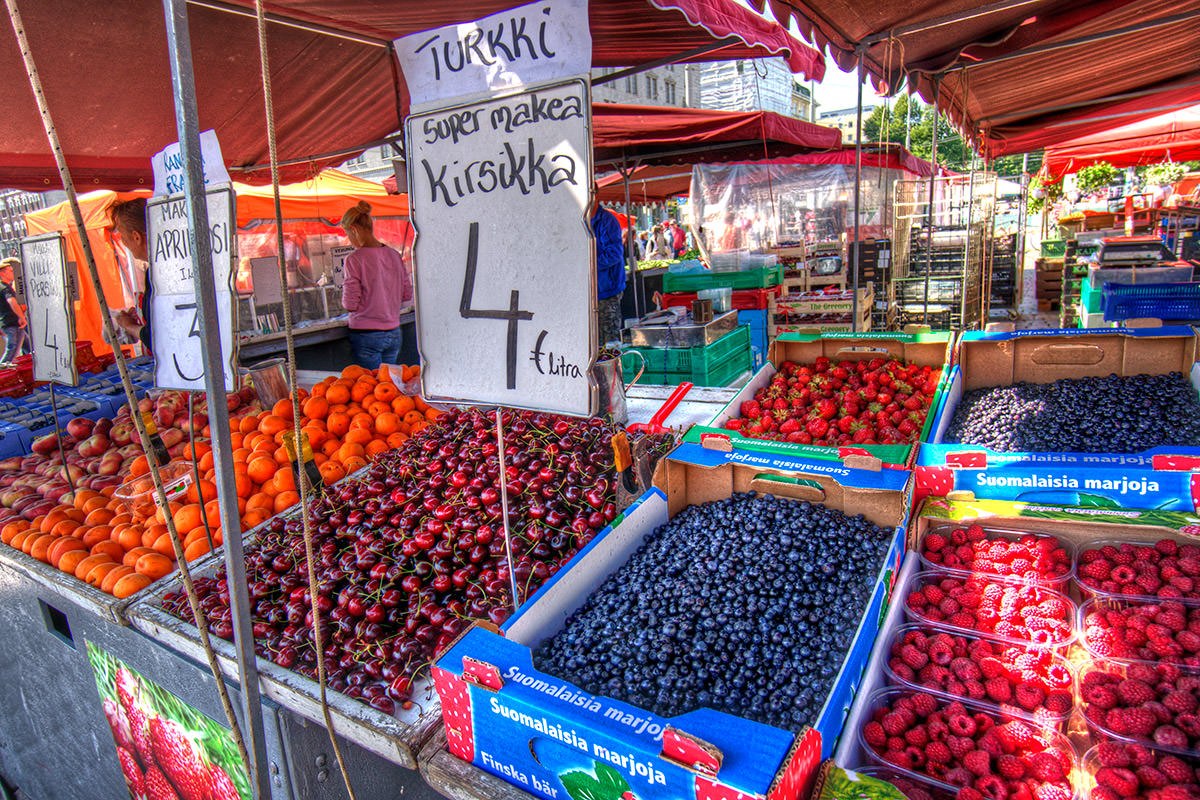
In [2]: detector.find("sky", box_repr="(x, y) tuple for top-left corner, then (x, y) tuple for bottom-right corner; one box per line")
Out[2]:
(811, 62), (883, 116)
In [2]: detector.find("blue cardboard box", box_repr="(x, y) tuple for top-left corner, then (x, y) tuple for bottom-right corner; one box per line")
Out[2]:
(918, 327), (1200, 510)
(432, 443), (911, 800)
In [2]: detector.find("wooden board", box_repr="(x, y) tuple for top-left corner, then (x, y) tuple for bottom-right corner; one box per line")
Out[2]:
(420, 728), (539, 800)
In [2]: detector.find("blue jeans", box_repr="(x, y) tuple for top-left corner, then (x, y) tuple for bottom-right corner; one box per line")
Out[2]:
(2, 326), (26, 362)
(349, 327), (401, 370)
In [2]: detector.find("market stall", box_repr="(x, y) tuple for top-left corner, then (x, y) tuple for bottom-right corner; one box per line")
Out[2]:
(26, 170), (415, 369)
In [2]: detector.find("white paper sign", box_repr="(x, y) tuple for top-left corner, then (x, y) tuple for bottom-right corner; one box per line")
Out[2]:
(394, 0), (591, 110)
(20, 233), (75, 385)
(329, 245), (354, 289)
(406, 79), (596, 415)
(151, 130), (232, 197)
(147, 187), (237, 391)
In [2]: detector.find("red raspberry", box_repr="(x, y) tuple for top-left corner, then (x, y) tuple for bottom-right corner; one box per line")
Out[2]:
(1032, 787), (1070, 800)
(948, 714), (977, 737)
(1094, 741), (1131, 767)
(984, 677), (1012, 703)
(900, 644), (930, 670)
(924, 584), (947, 605)
(1159, 611), (1187, 631)
(958, 788), (985, 800)
(940, 597), (962, 616)
(924, 532), (948, 553)
(1083, 682), (1118, 710)
(1094, 767), (1138, 796)
(910, 692), (939, 718)
(994, 720), (1036, 751)
(1125, 662), (1159, 684)
(965, 525), (985, 541)
(1159, 788), (1200, 800)
(1125, 743), (1157, 768)
(1014, 684), (1045, 711)
(1112, 565), (1136, 584)
(1154, 724), (1188, 749)
(883, 749), (912, 769)
(1176, 713), (1200, 737)
(1156, 755), (1196, 784)
(863, 721), (887, 748)
(947, 736), (975, 760)
(1116, 678), (1156, 706)
(1090, 788), (1120, 800)
(1043, 693), (1072, 714)
(905, 726), (929, 747)
(1143, 700), (1172, 724)
(1134, 765), (1169, 789)
(882, 712), (909, 736)
(1178, 630), (1200, 652)
(1080, 559), (1113, 582)
(1158, 539), (1180, 557)
(963, 750), (990, 776)
(1110, 707), (1157, 737)
(1026, 752), (1064, 782)
(996, 754), (1024, 780)
(925, 741), (952, 764)
(950, 657), (983, 681)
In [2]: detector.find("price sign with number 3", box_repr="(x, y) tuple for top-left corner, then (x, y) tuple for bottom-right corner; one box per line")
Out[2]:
(147, 186), (237, 392)
(20, 232), (76, 386)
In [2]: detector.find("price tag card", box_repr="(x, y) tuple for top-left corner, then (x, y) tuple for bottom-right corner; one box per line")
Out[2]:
(329, 245), (354, 289)
(20, 233), (76, 385)
(147, 186), (238, 392)
(405, 79), (597, 415)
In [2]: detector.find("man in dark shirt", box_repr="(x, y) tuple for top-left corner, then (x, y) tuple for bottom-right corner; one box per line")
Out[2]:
(0, 258), (28, 363)
(589, 186), (626, 346)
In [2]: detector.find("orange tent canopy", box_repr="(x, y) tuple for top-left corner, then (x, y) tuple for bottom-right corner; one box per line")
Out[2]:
(24, 169), (404, 355)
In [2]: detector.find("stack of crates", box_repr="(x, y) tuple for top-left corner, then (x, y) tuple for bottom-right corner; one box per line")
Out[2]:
(622, 327), (753, 387)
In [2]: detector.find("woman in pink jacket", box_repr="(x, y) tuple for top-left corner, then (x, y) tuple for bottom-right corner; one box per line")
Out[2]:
(339, 201), (413, 369)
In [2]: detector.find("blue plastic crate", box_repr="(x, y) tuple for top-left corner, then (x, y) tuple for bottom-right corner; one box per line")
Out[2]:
(1102, 281), (1200, 321)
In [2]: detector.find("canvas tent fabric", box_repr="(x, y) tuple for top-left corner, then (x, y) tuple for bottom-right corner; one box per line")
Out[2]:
(749, 0), (1200, 158)
(0, 0), (823, 191)
(1040, 105), (1200, 182)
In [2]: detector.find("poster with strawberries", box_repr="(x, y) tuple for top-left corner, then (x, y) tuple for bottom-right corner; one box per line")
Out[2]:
(87, 643), (251, 800)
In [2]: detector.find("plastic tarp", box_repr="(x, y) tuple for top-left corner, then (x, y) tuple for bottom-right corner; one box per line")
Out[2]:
(688, 162), (907, 253)
(0, 0), (823, 191)
(22, 170), (408, 349)
(1041, 105), (1200, 181)
(596, 144), (931, 203)
(749, 0), (1200, 158)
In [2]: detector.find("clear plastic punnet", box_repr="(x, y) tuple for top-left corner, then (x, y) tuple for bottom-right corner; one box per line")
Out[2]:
(917, 521), (1076, 591)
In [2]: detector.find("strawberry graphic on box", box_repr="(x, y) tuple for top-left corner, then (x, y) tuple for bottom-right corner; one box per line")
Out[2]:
(116, 745), (144, 798)
(149, 716), (209, 800)
(433, 665), (476, 761)
(144, 765), (180, 800)
(116, 667), (156, 770)
(207, 764), (241, 800)
(105, 698), (138, 760)
(914, 466), (954, 503)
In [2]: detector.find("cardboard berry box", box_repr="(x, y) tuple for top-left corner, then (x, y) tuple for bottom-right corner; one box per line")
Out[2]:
(431, 443), (911, 800)
(917, 327), (1200, 511)
(684, 331), (954, 470)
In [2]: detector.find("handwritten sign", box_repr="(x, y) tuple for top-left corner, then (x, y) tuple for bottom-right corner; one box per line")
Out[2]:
(329, 245), (354, 289)
(406, 79), (596, 415)
(394, 0), (591, 110)
(147, 186), (237, 391)
(20, 233), (76, 385)
(151, 130), (231, 197)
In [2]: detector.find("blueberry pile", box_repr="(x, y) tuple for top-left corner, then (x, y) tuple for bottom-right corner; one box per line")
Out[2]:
(946, 373), (1200, 452)
(534, 493), (894, 733)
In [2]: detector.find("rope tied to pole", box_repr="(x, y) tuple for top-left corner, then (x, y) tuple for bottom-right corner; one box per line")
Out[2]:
(252, 3), (357, 797)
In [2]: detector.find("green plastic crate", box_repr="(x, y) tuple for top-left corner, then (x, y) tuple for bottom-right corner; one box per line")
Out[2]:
(625, 326), (750, 374)
(1041, 239), (1066, 258)
(661, 264), (783, 293)
(1081, 280), (1103, 313)
(623, 327), (752, 386)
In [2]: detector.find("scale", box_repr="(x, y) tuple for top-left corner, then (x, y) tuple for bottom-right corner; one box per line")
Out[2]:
(1096, 236), (1173, 266)
(626, 309), (738, 348)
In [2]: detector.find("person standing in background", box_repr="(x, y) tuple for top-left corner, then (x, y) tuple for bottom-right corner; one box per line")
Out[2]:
(109, 198), (154, 353)
(340, 200), (412, 370)
(590, 187), (626, 346)
(669, 219), (686, 257)
(0, 258), (28, 362)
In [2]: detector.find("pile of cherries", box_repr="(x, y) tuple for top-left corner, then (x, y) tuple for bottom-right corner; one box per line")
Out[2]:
(161, 407), (617, 715)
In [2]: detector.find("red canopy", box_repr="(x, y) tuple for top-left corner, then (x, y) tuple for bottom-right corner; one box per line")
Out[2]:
(590, 103), (842, 167)
(595, 143), (937, 202)
(750, 0), (1200, 158)
(0, 1), (824, 191)
(1041, 105), (1200, 182)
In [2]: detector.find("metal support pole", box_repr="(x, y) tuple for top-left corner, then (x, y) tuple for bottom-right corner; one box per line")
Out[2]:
(923, 77), (941, 326)
(161, 1), (271, 796)
(621, 154), (639, 319)
(1017, 152), (1029, 308)
(495, 409), (520, 612)
(852, 50), (864, 332)
(964, 162), (977, 328)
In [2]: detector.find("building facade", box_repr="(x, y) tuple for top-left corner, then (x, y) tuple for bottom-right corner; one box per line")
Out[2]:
(697, 59), (816, 121)
(819, 105), (878, 144)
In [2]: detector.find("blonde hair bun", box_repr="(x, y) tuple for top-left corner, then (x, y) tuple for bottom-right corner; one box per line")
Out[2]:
(355, 200), (371, 214)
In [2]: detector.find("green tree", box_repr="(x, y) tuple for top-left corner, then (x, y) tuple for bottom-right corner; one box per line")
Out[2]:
(861, 97), (968, 172)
